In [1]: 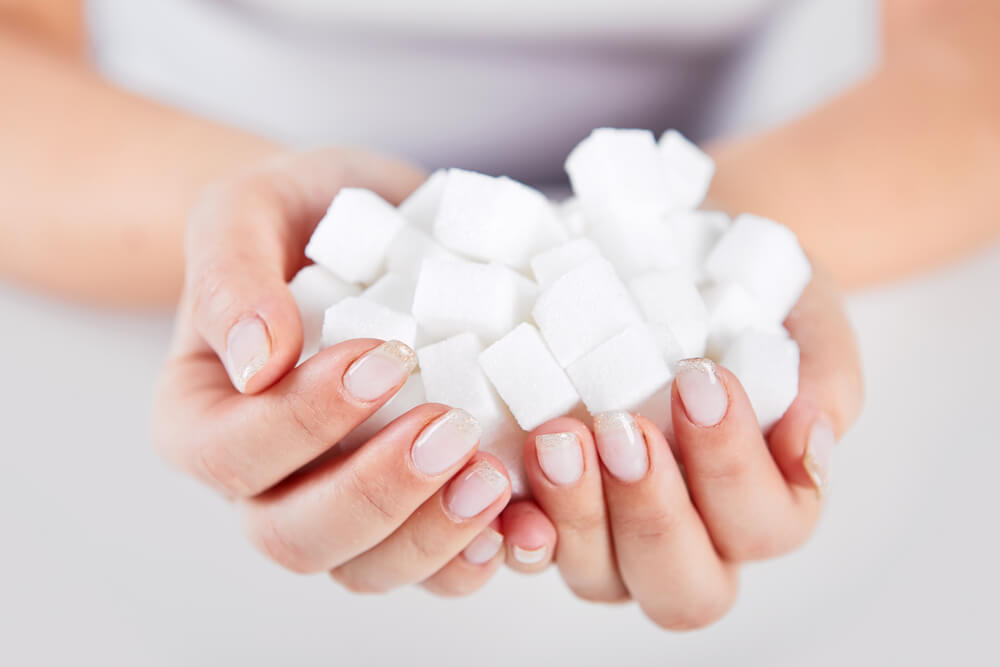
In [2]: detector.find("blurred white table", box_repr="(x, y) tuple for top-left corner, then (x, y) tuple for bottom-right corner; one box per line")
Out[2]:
(2, 241), (998, 666)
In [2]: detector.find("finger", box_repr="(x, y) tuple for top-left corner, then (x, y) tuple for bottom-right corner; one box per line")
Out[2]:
(770, 265), (865, 495)
(595, 412), (739, 630)
(421, 521), (505, 597)
(671, 359), (815, 560)
(500, 501), (557, 574)
(155, 338), (418, 497)
(240, 405), (483, 574)
(330, 454), (511, 593)
(522, 418), (627, 601)
(183, 149), (425, 393)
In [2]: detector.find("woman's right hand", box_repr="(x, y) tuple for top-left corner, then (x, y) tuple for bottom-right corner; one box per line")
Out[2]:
(153, 149), (511, 594)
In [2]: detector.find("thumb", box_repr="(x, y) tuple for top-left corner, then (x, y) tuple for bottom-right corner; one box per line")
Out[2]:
(183, 149), (426, 393)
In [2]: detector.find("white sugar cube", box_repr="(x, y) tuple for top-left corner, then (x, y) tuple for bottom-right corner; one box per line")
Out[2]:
(321, 297), (418, 349)
(631, 383), (673, 438)
(567, 325), (673, 414)
(305, 188), (407, 284)
(529, 238), (601, 289)
(721, 329), (800, 431)
(479, 323), (581, 431)
(705, 213), (812, 322)
(412, 258), (538, 343)
(362, 273), (416, 313)
(669, 210), (729, 284)
(630, 271), (709, 358)
(701, 282), (778, 359)
(386, 225), (459, 279)
(418, 333), (509, 431)
(479, 412), (529, 497)
(647, 322), (686, 368)
(398, 169), (448, 232)
(587, 214), (678, 280)
(557, 197), (588, 237)
(338, 373), (426, 453)
(658, 129), (715, 211)
(433, 169), (567, 270)
(288, 265), (361, 363)
(533, 258), (643, 367)
(565, 128), (672, 224)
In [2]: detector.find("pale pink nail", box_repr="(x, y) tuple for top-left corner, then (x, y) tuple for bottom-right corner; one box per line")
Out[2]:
(226, 316), (270, 392)
(535, 432), (584, 486)
(445, 460), (509, 519)
(412, 409), (482, 476)
(593, 411), (648, 482)
(512, 545), (548, 565)
(674, 358), (728, 427)
(462, 528), (504, 565)
(343, 340), (416, 402)
(803, 417), (835, 495)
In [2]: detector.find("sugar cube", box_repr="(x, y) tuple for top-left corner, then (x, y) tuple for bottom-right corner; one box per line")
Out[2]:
(433, 169), (567, 270)
(630, 270), (709, 358)
(479, 323), (581, 431)
(669, 210), (729, 284)
(567, 324), (673, 414)
(647, 322), (686, 368)
(321, 297), (418, 349)
(417, 333), (509, 431)
(587, 213), (678, 280)
(305, 188), (406, 284)
(700, 282), (780, 359)
(362, 273), (416, 313)
(386, 225), (459, 279)
(338, 373), (426, 453)
(705, 213), (812, 322)
(658, 129), (715, 211)
(529, 238), (601, 289)
(557, 197), (588, 237)
(479, 414), (529, 498)
(398, 169), (448, 232)
(412, 258), (538, 343)
(532, 258), (643, 367)
(721, 329), (800, 431)
(288, 265), (361, 363)
(565, 128), (671, 224)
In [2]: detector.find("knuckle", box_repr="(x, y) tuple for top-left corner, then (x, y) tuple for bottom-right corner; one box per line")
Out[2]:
(196, 441), (257, 498)
(345, 466), (399, 524)
(615, 509), (683, 545)
(717, 522), (811, 562)
(281, 389), (338, 457)
(246, 512), (316, 574)
(330, 567), (388, 595)
(555, 508), (607, 536)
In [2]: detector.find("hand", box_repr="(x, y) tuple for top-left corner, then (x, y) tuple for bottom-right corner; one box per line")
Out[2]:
(491, 266), (863, 628)
(153, 149), (512, 594)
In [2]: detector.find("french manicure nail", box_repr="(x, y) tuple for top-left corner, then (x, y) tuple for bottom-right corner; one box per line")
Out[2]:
(535, 432), (584, 486)
(343, 340), (417, 402)
(462, 528), (504, 565)
(803, 417), (835, 495)
(593, 411), (648, 482)
(512, 545), (547, 565)
(675, 358), (728, 427)
(412, 409), (482, 476)
(226, 316), (270, 392)
(445, 460), (509, 520)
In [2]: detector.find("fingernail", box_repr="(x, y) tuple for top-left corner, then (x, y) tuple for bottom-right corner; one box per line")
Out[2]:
(593, 411), (648, 482)
(226, 316), (270, 392)
(674, 358), (728, 427)
(535, 432), (584, 486)
(803, 417), (835, 495)
(445, 460), (509, 520)
(462, 528), (504, 565)
(412, 409), (482, 476)
(512, 545), (548, 565)
(343, 340), (417, 402)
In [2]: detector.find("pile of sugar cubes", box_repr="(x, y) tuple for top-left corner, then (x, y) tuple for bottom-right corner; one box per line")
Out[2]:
(291, 128), (811, 495)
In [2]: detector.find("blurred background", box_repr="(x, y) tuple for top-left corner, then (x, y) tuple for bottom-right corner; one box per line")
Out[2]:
(2, 0), (998, 665)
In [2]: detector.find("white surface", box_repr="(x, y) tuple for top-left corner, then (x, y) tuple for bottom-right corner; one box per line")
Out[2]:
(3, 243), (999, 666)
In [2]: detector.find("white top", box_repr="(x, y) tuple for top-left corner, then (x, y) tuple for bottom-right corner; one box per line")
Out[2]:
(85, 0), (793, 183)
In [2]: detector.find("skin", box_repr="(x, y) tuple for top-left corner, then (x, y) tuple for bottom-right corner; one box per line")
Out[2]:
(3, 0), (993, 628)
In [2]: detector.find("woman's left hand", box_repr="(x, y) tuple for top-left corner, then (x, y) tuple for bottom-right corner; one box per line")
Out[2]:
(428, 265), (863, 627)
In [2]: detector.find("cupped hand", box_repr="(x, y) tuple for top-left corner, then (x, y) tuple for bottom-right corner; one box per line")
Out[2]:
(494, 265), (864, 628)
(153, 150), (512, 594)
